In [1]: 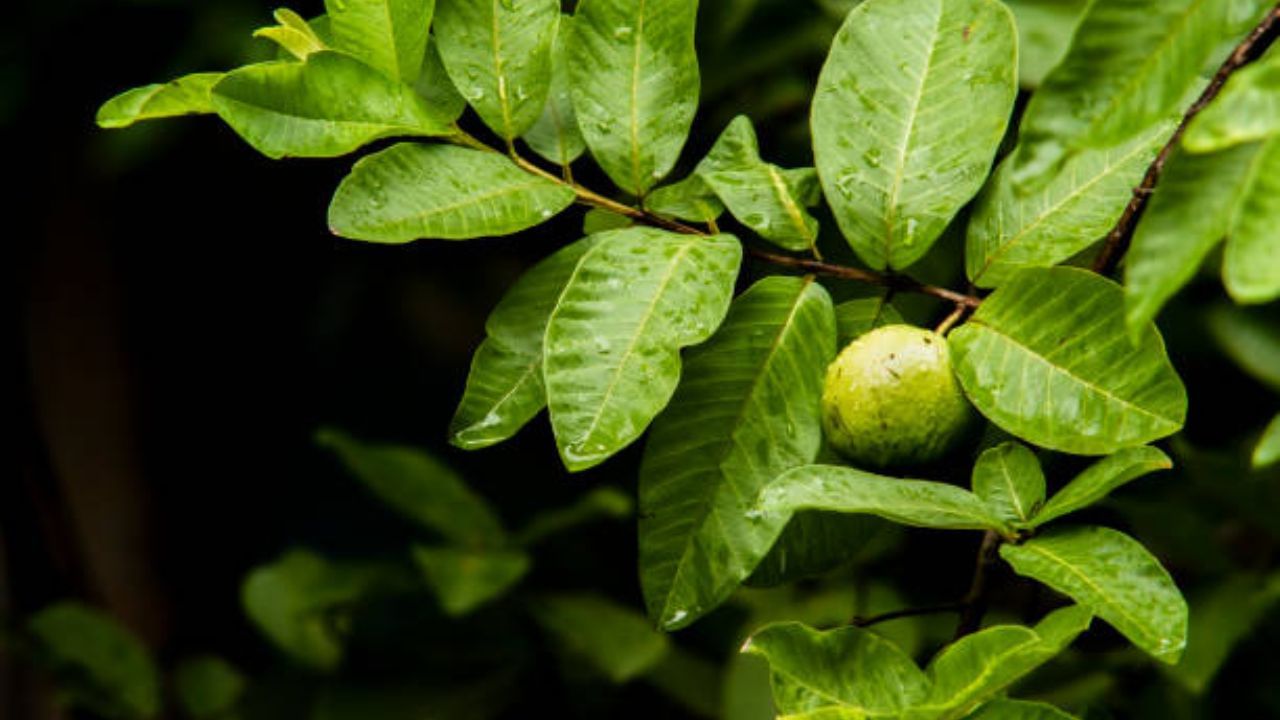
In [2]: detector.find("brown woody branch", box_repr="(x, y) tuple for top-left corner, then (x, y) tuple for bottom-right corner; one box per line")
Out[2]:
(751, 250), (984, 308)
(1092, 4), (1280, 276)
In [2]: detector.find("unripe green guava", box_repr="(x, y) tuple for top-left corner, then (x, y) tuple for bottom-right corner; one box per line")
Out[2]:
(822, 324), (972, 469)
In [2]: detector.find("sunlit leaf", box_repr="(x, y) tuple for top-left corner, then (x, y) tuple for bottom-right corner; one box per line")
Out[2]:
(255, 8), (328, 59)
(950, 267), (1187, 455)
(523, 18), (587, 166)
(568, 0), (700, 195)
(1033, 446), (1172, 526)
(96, 73), (221, 128)
(1254, 414), (1280, 469)
(327, 143), (576, 243)
(1001, 526), (1188, 664)
(411, 545), (530, 616)
(532, 594), (670, 683)
(971, 442), (1045, 526)
(174, 656), (246, 719)
(1183, 50), (1280, 152)
(436, 0), (558, 139)
(638, 276), (835, 629)
(811, 0), (1017, 270)
(544, 228), (741, 471)
(327, 0), (433, 83)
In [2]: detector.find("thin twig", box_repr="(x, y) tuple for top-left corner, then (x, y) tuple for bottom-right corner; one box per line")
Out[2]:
(954, 530), (1003, 639)
(853, 602), (966, 628)
(934, 304), (969, 335)
(1092, 4), (1280, 275)
(752, 250), (984, 308)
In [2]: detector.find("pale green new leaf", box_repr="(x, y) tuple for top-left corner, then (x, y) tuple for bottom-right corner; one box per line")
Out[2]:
(1033, 446), (1172, 527)
(328, 143), (575, 243)
(1165, 572), (1280, 693)
(1000, 527), (1188, 664)
(435, 0), (557, 140)
(971, 442), (1045, 526)
(1184, 51), (1280, 152)
(316, 427), (507, 546)
(544, 229), (741, 471)
(966, 124), (1169, 288)
(450, 238), (598, 450)
(532, 594), (670, 683)
(1255, 414), (1280, 469)
(743, 622), (930, 716)
(811, 0), (1017, 270)
(757, 465), (1011, 534)
(638, 277), (836, 630)
(210, 52), (454, 159)
(174, 656), (246, 720)
(950, 267), (1187, 455)
(326, 0), (433, 83)
(964, 699), (1079, 720)
(1012, 0), (1239, 181)
(410, 545), (530, 616)
(1223, 137), (1280, 304)
(569, 0), (700, 196)
(1125, 142), (1275, 333)
(96, 73), (221, 128)
(255, 8), (328, 59)
(523, 18), (586, 165)
(908, 606), (1093, 720)
(834, 296), (902, 345)
(27, 602), (161, 720)
(644, 174), (725, 224)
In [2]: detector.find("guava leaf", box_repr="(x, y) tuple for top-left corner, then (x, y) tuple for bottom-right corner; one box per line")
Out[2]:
(638, 276), (835, 629)
(96, 73), (221, 128)
(327, 143), (575, 243)
(1003, 0), (1087, 88)
(1206, 303), (1280, 391)
(210, 52), (455, 158)
(811, 0), (1017, 270)
(316, 427), (507, 546)
(449, 238), (599, 450)
(743, 622), (930, 716)
(1254, 414), (1280, 469)
(27, 602), (161, 720)
(950, 267), (1187, 455)
(414, 38), (467, 122)
(1165, 572), (1280, 693)
(1032, 445), (1172, 527)
(532, 594), (670, 683)
(964, 699), (1080, 719)
(410, 545), (530, 616)
(173, 656), (246, 719)
(971, 442), (1045, 526)
(1000, 526), (1188, 664)
(582, 207), (633, 233)
(1222, 137), (1280, 304)
(522, 17), (587, 166)
(1183, 50), (1280, 152)
(966, 123), (1168, 288)
(834, 296), (903, 346)
(568, 0), (700, 196)
(513, 487), (632, 546)
(544, 229), (741, 471)
(256, 8), (328, 59)
(644, 174), (725, 224)
(757, 465), (1011, 534)
(435, 0), (558, 140)
(326, 0), (433, 83)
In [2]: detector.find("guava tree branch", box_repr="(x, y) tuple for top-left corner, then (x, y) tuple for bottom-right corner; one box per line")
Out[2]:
(1092, 3), (1280, 276)
(750, 250), (984, 308)
(954, 529), (1003, 639)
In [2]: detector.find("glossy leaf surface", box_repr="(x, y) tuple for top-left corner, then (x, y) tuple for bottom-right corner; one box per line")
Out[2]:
(326, 0), (433, 83)
(971, 442), (1045, 526)
(96, 73), (221, 128)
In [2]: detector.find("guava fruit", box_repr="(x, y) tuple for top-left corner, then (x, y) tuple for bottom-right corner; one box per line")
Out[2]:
(821, 324), (973, 469)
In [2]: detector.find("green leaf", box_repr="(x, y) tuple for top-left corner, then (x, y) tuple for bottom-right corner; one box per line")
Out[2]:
(255, 8), (328, 59)
(811, 0), (1017, 270)
(582, 207), (633, 233)
(435, 0), (558, 140)
(1003, 0), (1088, 88)
(757, 465), (1011, 533)
(174, 656), (246, 719)
(241, 550), (378, 671)
(908, 606), (1093, 720)
(966, 124), (1169, 288)
(964, 699), (1080, 720)
(327, 143), (576, 243)
(513, 486), (633, 545)
(532, 594), (670, 683)
(638, 276), (836, 629)
(834, 296), (903, 346)
(1033, 446), (1172, 527)
(971, 442), (1045, 526)
(27, 602), (161, 720)
(1184, 51), (1280, 152)
(1000, 527), (1188, 664)
(950, 267), (1187, 455)
(544, 228), (741, 471)
(96, 73), (221, 128)
(568, 0), (700, 196)
(645, 174), (725, 224)
(1206, 303), (1280, 391)
(1165, 572), (1280, 693)
(1012, 0), (1240, 181)
(326, 0), (433, 83)
(210, 52), (454, 158)
(1222, 137), (1280, 304)
(743, 622), (930, 716)
(645, 646), (724, 718)
(449, 238), (599, 450)
(1254, 414), (1280, 469)
(414, 37), (467, 122)
(410, 545), (530, 616)
(695, 116), (822, 252)
(522, 17), (587, 166)
(1124, 141), (1278, 333)
(316, 428), (507, 546)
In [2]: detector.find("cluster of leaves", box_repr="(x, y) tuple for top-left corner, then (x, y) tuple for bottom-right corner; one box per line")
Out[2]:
(82, 0), (1280, 717)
